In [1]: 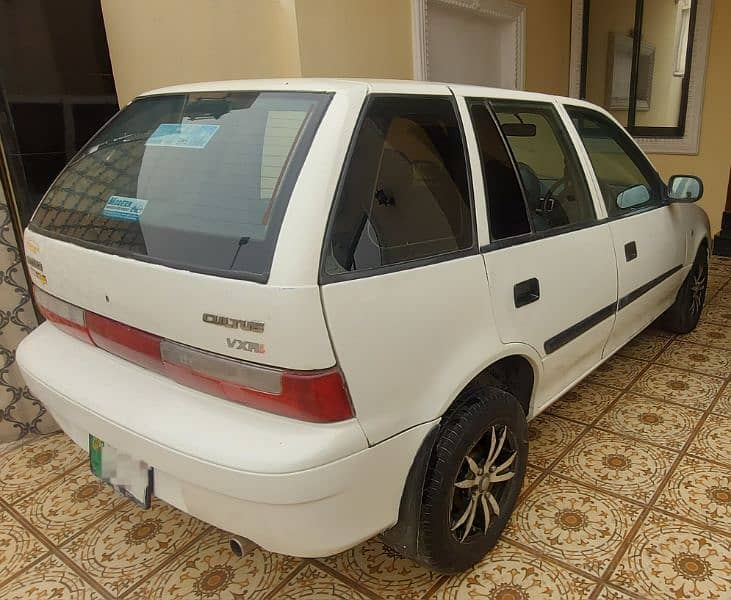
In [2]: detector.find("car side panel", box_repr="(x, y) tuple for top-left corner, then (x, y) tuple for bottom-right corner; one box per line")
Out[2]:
(320, 255), (515, 444)
(483, 225), (618, 415)
(603, 205), (688, 357)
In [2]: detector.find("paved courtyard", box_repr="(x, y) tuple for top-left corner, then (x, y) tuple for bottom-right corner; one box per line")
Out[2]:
(0, 257), (729, 599)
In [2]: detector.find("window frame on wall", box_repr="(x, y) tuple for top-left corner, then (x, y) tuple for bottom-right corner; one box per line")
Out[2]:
(582, 0), (698, 139)
(568, 0), (713, 155)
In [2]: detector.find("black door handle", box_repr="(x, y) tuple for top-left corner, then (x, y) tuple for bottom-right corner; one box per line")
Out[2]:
(625, 241), (638, 262)
(514, 278), (540, 308)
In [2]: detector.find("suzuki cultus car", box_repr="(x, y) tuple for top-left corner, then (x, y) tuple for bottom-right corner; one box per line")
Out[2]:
(18, 79), (709, 573)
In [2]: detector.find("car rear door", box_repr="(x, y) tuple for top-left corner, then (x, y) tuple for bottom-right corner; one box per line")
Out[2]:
(464, 94), (618, 413)
(318, 89), (499, 444)
(564, 105), (686, 357)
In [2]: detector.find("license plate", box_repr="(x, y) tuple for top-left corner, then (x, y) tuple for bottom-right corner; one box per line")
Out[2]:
(89, 435), (153, 508)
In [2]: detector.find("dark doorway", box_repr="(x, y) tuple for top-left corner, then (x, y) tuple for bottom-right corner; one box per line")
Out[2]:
(0, 0), (118, 231)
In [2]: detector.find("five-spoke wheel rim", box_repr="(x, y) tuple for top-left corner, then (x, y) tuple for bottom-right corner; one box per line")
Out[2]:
(450, 425), (518, 543)
(690, 261), (706, 316)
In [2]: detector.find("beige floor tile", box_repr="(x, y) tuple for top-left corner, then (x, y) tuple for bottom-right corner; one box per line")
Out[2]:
(616, 328), (671, 360)
(503, 475), (641, 577)
(555, 429), (676, 503)
(702, 302), (731, 327)
(436, 540), (597, 599)
(130, 529), (300, 599)
(712, 383), (731, 417)
(520, 465), (542, 498)
(546, 381), (620, 424)
(596, 393), (702, 450)
(527, 414), (585, 468)
(0, 433), (85, 503)
(61, 498), (208, 596)
(682, 320), (731, 350)
(610, 511), (731, 599)
(14, 463), (124, 546)
(629, 364), (723, 410)
(655, 455), (731, 534)
(276, 563), (370, 599)
(709, 288), (731, 308)
(320, 537), (438, 600)
(0, 509), (50, 585)
(656, 340), (731, 378)
(586, 356), (648, 390)
(595, 586), (635, 599)
(687, 414), (731, 466)
(0, 554), (102, 599)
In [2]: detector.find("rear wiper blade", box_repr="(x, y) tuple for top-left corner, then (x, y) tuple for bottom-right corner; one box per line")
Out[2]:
(87, 132), (150, 153)
(72, 132), (151, 165)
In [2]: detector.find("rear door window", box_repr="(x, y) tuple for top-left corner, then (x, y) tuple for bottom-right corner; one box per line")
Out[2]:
(30, 91), (331, 280)
(323, 95), (473, 277)
(468, 101), (531, 240)
(491, 101), (595, 233)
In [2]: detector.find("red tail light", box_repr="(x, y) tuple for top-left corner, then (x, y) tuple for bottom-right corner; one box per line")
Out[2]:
(34, 287), (92, 344)
(33, 287), (354, 423)
(86, 312), (165, 374)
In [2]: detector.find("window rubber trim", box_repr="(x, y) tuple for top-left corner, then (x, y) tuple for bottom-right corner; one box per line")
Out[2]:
(318, 93), (479, 285)
(479, 200), (671, 253)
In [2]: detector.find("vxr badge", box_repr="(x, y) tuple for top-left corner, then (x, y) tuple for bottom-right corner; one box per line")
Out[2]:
(227, 338), (266, 354)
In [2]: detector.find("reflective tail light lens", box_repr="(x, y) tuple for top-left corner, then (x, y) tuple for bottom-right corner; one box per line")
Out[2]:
(33, 287), (354, 423)
(33, 287), (92, 344)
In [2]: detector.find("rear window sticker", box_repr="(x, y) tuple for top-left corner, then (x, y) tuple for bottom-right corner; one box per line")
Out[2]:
(145, 123), (220, 149)
(102, 196), (148, 222)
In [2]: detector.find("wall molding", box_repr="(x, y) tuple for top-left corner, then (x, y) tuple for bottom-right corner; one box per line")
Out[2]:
(569, 0), (714, 155)
(411, 0), (526, 89)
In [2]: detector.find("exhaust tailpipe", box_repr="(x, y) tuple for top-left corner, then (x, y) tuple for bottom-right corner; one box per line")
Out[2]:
(229, 535), (250, 557)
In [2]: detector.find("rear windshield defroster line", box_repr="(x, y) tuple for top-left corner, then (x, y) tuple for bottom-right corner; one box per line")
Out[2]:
(30, 91), (333, 282)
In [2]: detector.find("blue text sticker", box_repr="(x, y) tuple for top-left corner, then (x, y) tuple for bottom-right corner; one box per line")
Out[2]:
(103, 196), (148, 221)
(145, 123), (219, 149)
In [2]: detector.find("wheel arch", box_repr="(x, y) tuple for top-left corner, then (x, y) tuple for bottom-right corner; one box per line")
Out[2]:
(381, 350), (540, 558)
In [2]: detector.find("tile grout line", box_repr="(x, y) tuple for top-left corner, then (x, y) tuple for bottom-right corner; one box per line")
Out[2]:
(538, 351), (662, 475)
(307, 558), (384, 599)
(590, 341), (731, 596)
(421, 574), (449, 599)
(261, 559), (313, 600)
(118, 524), (215, 599)
(500, 537), (605, 587)
(0, 497), (117, 599)
(1, 455), (89, 508)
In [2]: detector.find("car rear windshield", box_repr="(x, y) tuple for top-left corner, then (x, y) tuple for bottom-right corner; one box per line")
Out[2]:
(30, 91), (332, 280)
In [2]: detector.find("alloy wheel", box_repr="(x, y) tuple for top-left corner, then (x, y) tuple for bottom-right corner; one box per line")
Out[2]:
(689, 261), (706, 316)
(450, 425), (517, 543)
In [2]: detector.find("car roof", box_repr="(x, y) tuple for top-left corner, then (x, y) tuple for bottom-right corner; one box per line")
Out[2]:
(138, 78), (567, 103)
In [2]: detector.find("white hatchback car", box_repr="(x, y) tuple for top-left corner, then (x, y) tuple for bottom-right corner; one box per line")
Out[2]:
(18, 79), (710, 573)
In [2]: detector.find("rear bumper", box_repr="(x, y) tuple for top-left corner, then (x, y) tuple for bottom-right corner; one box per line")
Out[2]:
(18, 324), (433, 556)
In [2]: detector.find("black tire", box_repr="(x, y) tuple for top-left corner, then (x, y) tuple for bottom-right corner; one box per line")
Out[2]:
(415, 388), (528, 573)
(660, 245), (708, 334)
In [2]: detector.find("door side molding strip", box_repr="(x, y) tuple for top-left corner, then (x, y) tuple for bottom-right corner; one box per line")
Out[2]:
(617, 264), (683, 310)
(543, 263), (684, 356)
(544, 303), (616, 355)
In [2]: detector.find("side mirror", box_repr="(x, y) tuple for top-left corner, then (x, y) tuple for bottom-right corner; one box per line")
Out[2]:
(667, 175), (703, 202)
(617, 184), (650, 209)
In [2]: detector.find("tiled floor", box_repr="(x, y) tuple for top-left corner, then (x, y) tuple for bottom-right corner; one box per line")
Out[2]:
(1, 257), (730, 599)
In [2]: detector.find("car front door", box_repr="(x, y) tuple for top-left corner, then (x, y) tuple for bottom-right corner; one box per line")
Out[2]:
(466, 96), (618, 413)
(564, 105), (686, 357)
